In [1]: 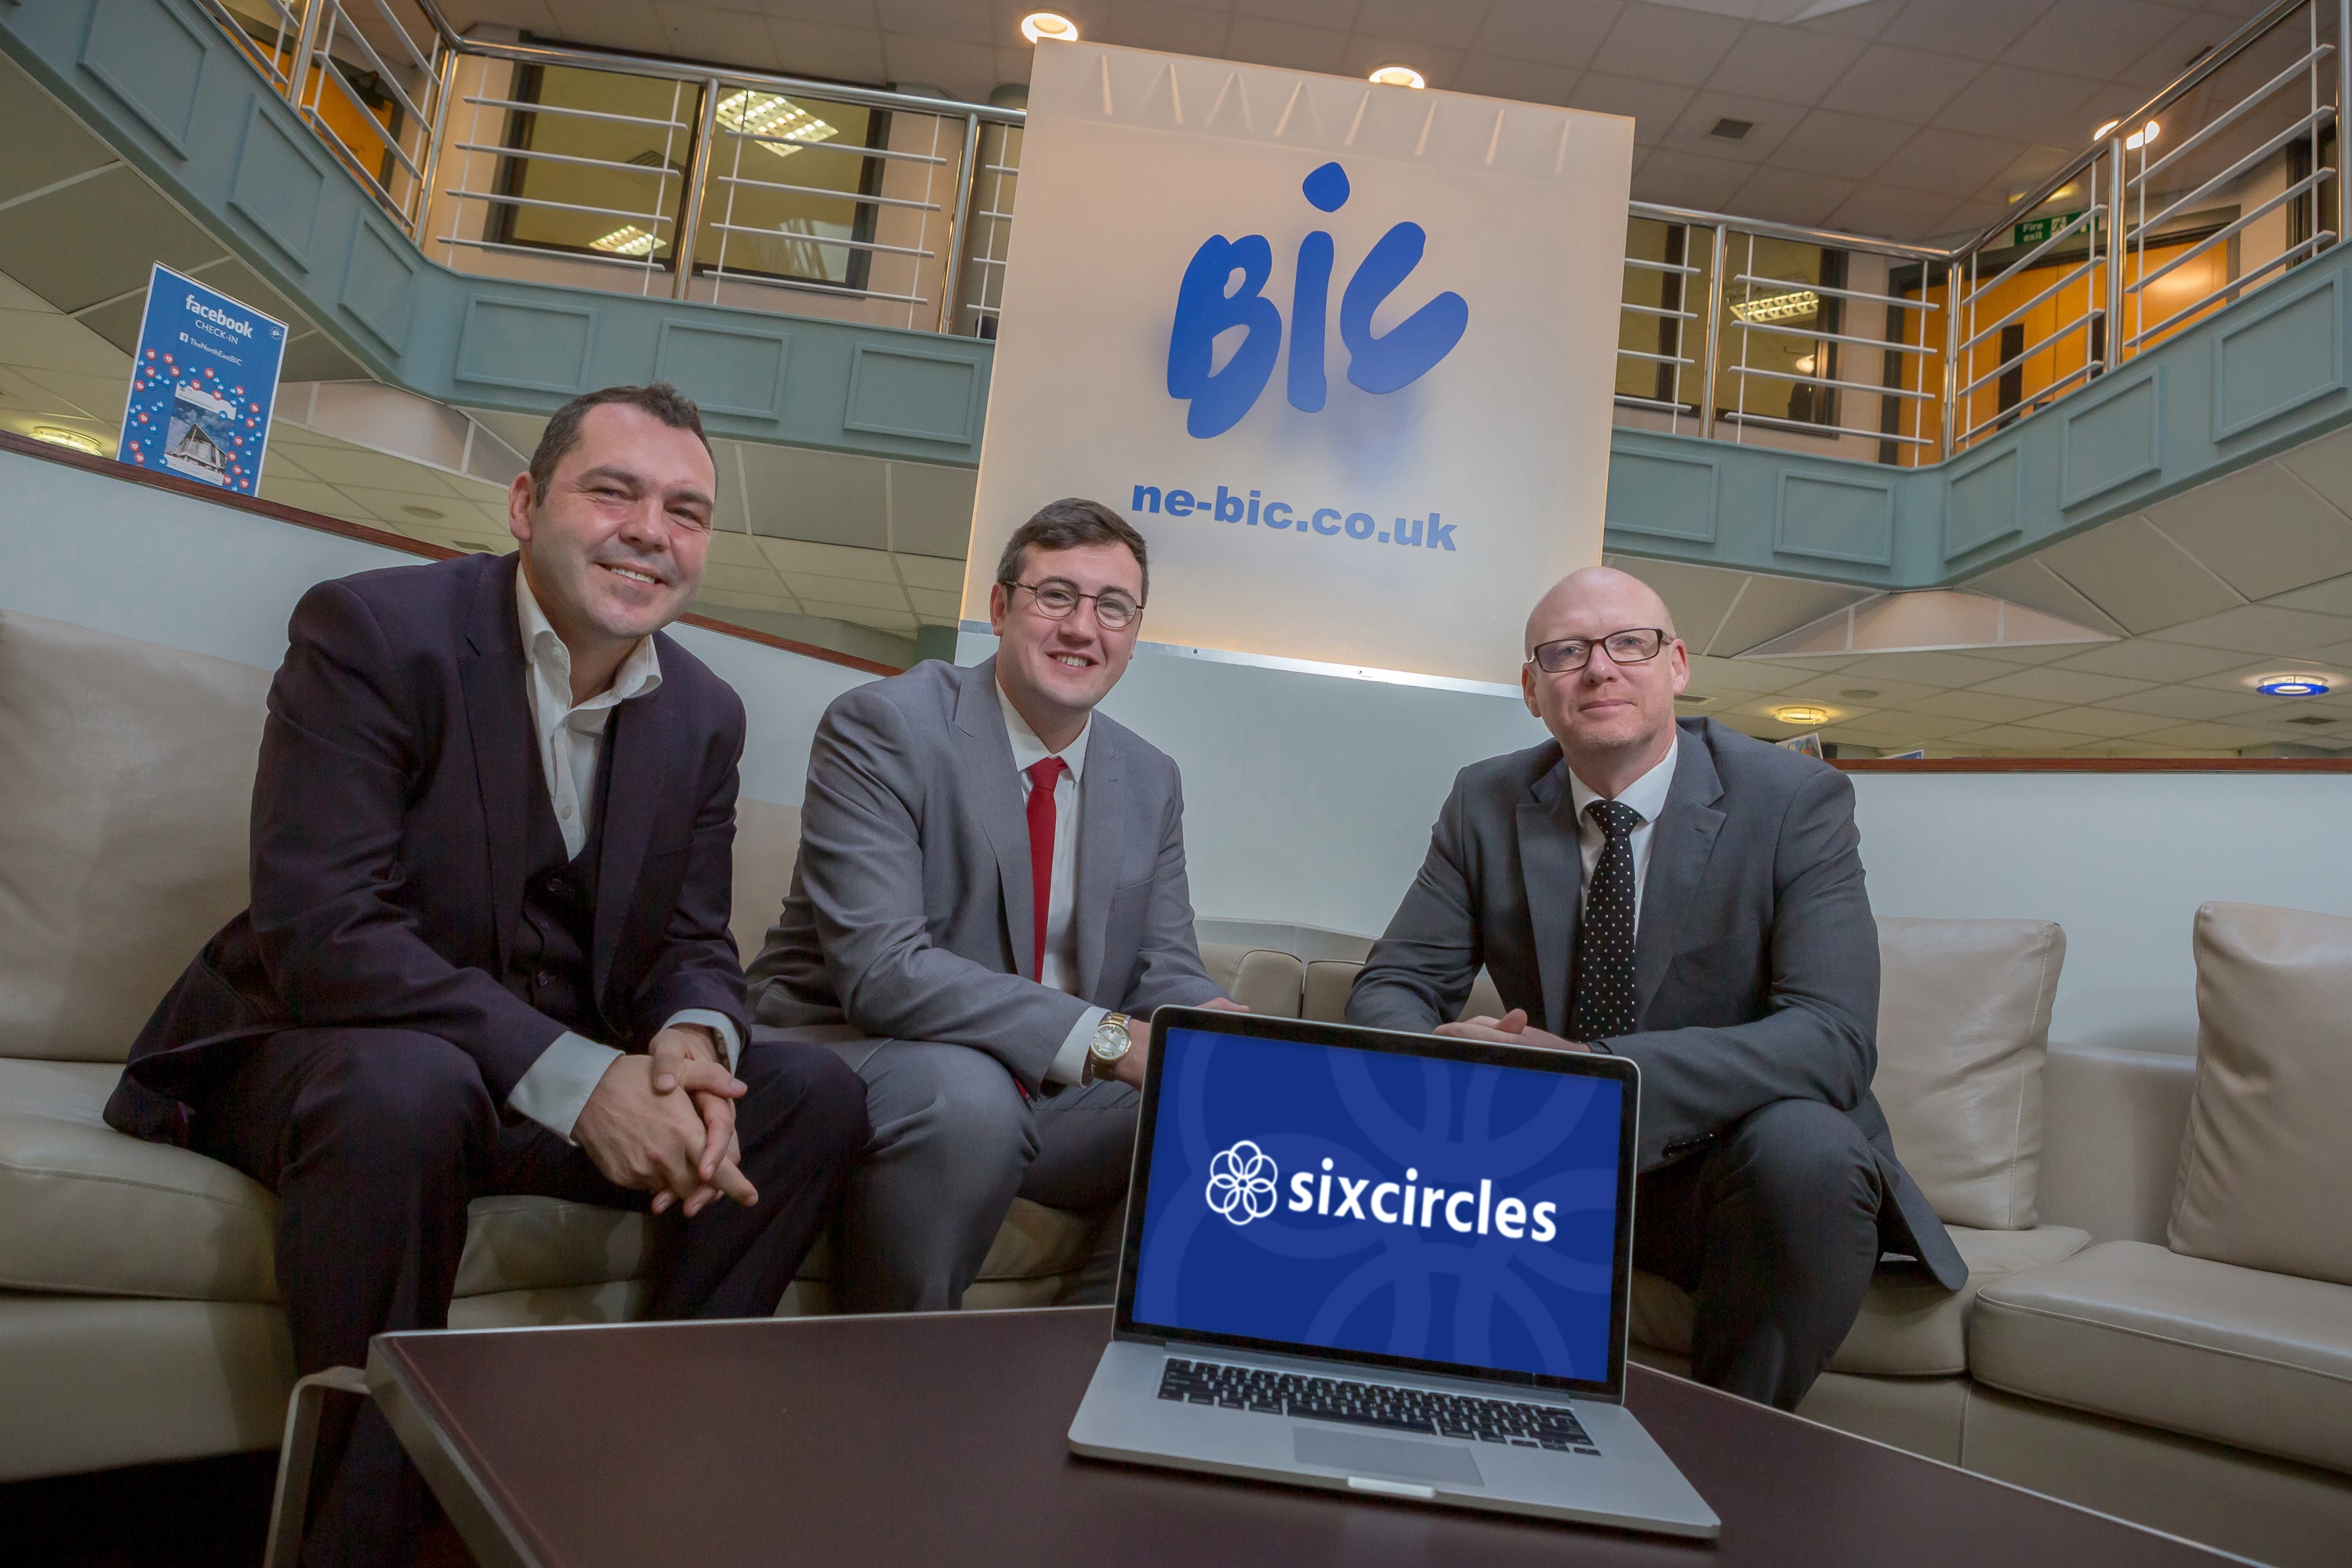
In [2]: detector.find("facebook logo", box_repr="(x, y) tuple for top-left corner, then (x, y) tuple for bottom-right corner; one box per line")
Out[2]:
(1133, 1026), (1624, 1382)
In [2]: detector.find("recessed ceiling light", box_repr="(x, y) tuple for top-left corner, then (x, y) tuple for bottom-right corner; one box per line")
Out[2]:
(2095, 118), (2161, 150)
(1774, 705), (1830, 727)
(1021, 12), (1077, 43)
(2256, 674), (2331, 697)
(1708, 118), (1754, 142)
(1368, 65), (1426, 89)
(30, 426), (101, 454)
(1840, 688), (1880, 700)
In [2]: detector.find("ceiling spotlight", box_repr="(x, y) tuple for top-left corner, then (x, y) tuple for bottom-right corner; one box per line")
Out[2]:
(1021, 12), (1076, 43)
(2256, 674), (2331, 697)
(2095, 118), (2161, 150)
(1774, 705), (1831, 727)
(29, 426), (102, 454)
(1368, 65), (1426, 89)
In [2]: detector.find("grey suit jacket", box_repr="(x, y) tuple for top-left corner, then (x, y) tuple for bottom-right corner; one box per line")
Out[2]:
(746, 657), (1224, 1090)
(1346, 717), (1966, 1290)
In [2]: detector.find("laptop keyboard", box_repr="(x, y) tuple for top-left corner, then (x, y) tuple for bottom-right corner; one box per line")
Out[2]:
(1157, 1357), (1601, 1454)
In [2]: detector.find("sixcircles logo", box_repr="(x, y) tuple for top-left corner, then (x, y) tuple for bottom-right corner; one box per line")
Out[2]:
(1166, 161), (1468, 440)
(1205, 1141), (1280, 1226)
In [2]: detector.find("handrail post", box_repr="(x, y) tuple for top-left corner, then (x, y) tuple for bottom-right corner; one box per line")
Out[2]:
(1940, 258), (1961, 459)
(670, 78), (720, 303)
(2339, 0), (2349, 251)
(283, 0), (327, 115)
(1698, 223), (1726, 440)
(2105, 135), (2127, 370)
(935, 111), (983, 336)
(412, 41), (456, 242)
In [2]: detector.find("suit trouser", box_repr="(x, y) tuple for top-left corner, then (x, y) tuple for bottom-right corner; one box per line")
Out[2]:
(1631, 1097), (1886, 1411)
(191, 1026), (869, 1568)
(755, 1029), (1138, 1314)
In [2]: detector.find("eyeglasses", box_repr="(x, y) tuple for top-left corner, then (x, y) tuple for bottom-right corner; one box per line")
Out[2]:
(1004, 579), (1143, 630)
(1527, 627), (1673, 674)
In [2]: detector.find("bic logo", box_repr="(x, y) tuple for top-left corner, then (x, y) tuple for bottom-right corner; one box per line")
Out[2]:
(1206, 1141), (1280, 1225)
(1166, 161), (1469, 439)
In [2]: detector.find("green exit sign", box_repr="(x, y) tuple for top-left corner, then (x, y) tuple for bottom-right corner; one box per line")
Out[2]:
(2013, 210), (2085, 247)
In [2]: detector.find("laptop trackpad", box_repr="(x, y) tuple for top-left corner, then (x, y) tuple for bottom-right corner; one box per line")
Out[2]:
(1294, 1427), (1484, 1487)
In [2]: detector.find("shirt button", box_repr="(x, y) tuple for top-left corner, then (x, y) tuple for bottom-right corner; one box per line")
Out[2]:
(558, 800), (573, 818)
(543, 875), (564, 894)
(533, 971), (552, 989)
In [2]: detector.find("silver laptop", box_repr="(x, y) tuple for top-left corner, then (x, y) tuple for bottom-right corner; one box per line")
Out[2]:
(1068, 1006), (1719, 1539)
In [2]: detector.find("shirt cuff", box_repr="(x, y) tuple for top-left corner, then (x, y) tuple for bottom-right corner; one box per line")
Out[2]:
(663, 1009), (740, 1072)
(508, 1032), (625, 1144)
(1047, 1006), (1110, 1087)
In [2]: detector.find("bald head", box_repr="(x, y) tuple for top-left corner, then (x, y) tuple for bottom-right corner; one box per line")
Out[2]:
(1524, 566), (1675, 658)
(1519, 565), (1689, 796)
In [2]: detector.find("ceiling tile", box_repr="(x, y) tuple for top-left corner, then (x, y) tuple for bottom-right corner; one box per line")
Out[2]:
(876, 0), (994, 45)
(1703, 23), (1868, 107)
(1817, 648), (2024, 687)
(1958, 557), (2128, 636)
(1603, 557), (1750, 647)
(1876, 0), (2055, 61)
(1590, 5), (1746, 87)
(1928, 64), (2105, 147)
(1825, 183), (1961, 239)
(786, 573), (913, 610)
(2000, 0), (2196, 81)
(656, 5), (783, 68)
(699, 561), (795, 597)
(0, 46), (117, 205)
(807, 601), (920, 631)
(1471, 0), (1623, 70)
(697, 585), (806, 615)
(2275, 423), (2352, 518)
(1568, 73), (1697, 143)
(2126, 720), (2270, 750)
(1630, 148), (1753, 211)
(755, 536), (902, 579)
(2143, 603), (2352, 655)
(1775, 672), (1947, 706)
(906, 586), (964, 616)
(880, 31), (996, 96)
(2012, 705), (2170, 737)
(1902, 688), (2066, 720)
(894, 551), (968, 590)
(1726, 167), (1861, 228)
(2036, 514), (2242, 633)
(702, 528), (773, 569)
(2184, 653), (2352, 693)
(1452, 52), (1579, 105)
(1708, 577), (1869, 655)
(1971, 665), (2154, 703)
(1881, 127), (2031, 197)
(887, 461), (978, 557)
(1229, 0), (1358, 28)
(2049, 637), (2249, 680)
(2116, 11), (2235, 88)
(742, 444), (890, 547)
(1946, 722), (2085, 750)
(769, 18), (892, 81)
(2269, 572), (2352, 616)
(1659, 93), (1802, 164)
(1769, 108), (1912, 180)
(1679, 652), (1786, 695)
(1225, 16), (1352, 74)
(2143, 463), (2352, 601)
(2103, 683), (2272, 720)
(1819, 42), (1979, 124)
(1353, 0), (1489, 49)
(1339, 35), (1468, 90)
(540, 0), (671, 52)
(1105, 0), (1234, 56)
(1848, 710), (1986, 739)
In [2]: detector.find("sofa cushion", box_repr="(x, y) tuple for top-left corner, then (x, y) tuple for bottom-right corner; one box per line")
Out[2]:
(727, 796), (802, 965)
(1300, 960), (1504, 1027)
(1198, 945), (1305, 1018)
(0, 611), (268, 1063)
(1629, 1223), (2089, 1377)
(1972, 1240), (2352, 1475)
(0, 1058), (645, 1304)
(1875, 917), (2063, 1231)
(2170, 902), (2352, 1287)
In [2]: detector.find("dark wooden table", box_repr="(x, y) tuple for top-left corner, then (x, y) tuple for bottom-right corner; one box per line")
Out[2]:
(370, 1307), (2227, 1567)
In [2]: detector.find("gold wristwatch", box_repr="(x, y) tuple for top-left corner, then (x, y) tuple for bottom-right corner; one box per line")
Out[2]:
(1083, 1013), (1134, 1083)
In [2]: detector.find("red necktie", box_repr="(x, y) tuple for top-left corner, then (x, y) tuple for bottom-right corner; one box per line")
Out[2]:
(1025, 756), (1067, 981)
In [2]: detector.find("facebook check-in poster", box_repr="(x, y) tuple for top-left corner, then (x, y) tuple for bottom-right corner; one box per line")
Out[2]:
(1133, 1025), (1624, 1382)
(967, 44), (1633, 685)
(120, 263), (287, 497)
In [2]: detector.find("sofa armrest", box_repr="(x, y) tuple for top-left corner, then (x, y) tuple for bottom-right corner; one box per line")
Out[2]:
(2038, 1041), (2194, 1244)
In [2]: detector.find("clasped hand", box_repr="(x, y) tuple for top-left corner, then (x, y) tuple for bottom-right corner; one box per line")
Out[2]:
(1434, 1007), (1592, 1054)
(572, 1025), (757, 1218)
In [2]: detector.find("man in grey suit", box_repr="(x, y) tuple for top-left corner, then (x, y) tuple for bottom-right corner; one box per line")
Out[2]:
(747, 499), (1239, 1312)
(1348, 566), (1964, 1410)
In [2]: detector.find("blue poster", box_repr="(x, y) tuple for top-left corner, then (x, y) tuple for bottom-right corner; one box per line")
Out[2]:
(1131, 1026), (1624, 1383)
(119, 263), (287, 496)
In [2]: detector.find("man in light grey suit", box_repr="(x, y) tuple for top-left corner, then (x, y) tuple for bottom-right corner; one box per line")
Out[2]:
(747, 499), (1239, 1312)
(1348, 566), (1964, 1410)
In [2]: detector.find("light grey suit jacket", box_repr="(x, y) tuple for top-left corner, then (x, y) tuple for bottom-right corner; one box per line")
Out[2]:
(746, 657), (1224, 1090)
(1346, 717), (1967, 1290)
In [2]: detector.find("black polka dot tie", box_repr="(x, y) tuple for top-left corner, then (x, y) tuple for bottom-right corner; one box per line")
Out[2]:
(1570, 799), (1642, 1044)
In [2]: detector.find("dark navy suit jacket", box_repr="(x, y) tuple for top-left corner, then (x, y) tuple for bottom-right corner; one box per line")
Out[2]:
(107, 551), (750, 1145)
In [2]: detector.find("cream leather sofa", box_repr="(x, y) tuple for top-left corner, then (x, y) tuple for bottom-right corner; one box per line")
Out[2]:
(5, 605), (2348, 1566)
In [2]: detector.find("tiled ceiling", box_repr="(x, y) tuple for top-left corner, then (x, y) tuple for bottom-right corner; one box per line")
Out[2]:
(447, 0), (2274, 241)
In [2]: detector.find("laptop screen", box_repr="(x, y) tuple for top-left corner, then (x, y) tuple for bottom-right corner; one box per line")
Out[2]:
(1117, 1011), (1637, 1397)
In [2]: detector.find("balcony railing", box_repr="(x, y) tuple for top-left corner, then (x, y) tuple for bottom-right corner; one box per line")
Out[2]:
(197, 0), (2344, 463)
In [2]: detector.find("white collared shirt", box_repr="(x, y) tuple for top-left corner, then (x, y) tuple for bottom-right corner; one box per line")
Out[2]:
(506, 564), (740, 1142)
(999, 680), (1109, 1086)
(1566, 733), (1681, 924)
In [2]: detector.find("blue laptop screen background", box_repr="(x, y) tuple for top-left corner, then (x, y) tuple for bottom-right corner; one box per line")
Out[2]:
(1131, 1026), (1624, 1383)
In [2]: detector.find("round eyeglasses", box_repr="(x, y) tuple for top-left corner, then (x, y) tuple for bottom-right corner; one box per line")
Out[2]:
(1527, 627), (1672, 674)
(1004, 579), (1143, 630)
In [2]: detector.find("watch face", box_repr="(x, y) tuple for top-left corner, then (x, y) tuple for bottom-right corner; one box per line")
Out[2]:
(1092, 1018), (1132, 1058)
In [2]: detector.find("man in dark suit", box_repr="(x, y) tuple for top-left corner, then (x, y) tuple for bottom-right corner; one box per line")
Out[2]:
(107, 384), (869, 1567)
(1348, 565), (1963, 1410)
(748, 499), (1240, 1312)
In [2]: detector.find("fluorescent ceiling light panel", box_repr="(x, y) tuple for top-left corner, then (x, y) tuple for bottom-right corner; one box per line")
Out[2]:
(716, 92), (839, 160)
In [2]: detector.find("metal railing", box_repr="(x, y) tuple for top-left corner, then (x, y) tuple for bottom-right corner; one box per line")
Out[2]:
(197, 0), (2343, 453)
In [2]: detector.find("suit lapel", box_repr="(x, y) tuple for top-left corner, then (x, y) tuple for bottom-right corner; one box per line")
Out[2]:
(457, 557), (534, 973)
(1635, 729), (1726, 1023)
(1073, 720), (1123, 1000)
(593, 680), (667, 1006)
(1517, 755), (1581, 1036)
(954, 659), (1039, 979)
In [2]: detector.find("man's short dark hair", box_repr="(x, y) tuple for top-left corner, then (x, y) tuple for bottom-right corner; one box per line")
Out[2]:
(994, 498), (1149, 602)
(527, 382), (711, 499)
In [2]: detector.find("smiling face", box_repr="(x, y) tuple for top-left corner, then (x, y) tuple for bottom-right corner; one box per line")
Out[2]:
(988, 539), (1145, 739)
(1521, 567), (1689, 785)
(508, 401), (714, 671)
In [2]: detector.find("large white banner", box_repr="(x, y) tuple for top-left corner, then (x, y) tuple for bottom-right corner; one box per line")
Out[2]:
(965, 43), (1633, 686)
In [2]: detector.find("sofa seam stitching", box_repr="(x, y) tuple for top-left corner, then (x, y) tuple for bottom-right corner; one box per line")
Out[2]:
(1976, 1295), (2352, 1388)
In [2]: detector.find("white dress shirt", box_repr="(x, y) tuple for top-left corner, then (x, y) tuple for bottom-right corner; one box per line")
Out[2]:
(1565, 733), (1681, 924)
(505, 566), (741, 1142)
(999, 681), (1109, 1086)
